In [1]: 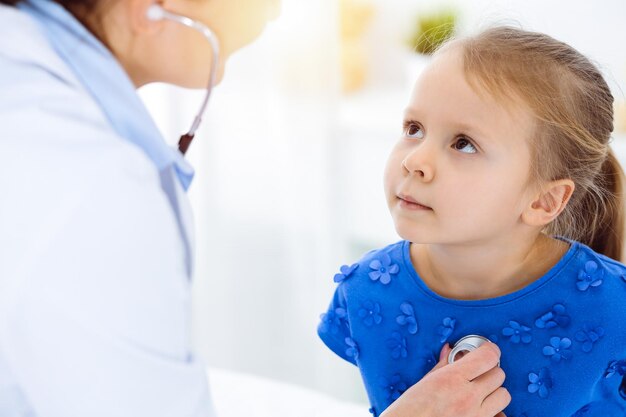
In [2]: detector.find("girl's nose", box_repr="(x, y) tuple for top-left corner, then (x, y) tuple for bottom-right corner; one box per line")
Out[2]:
(402, 145), (435, 182)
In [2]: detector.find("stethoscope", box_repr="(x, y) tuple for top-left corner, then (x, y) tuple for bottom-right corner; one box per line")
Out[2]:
(146, 4), (220, 156)
(448, 335), (500, 366)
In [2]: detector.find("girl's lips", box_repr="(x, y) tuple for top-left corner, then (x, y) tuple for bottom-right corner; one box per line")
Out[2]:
(398, 194), (432, 210)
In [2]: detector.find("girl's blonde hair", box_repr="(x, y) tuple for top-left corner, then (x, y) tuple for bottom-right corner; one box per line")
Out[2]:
(447, 26), (625, 261)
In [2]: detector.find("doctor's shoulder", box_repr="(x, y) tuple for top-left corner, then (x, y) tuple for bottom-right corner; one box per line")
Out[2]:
(0, 13), (160, 193)
(0, 15), (167, 251)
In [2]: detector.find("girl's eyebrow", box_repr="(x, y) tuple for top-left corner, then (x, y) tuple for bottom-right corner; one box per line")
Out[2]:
(403, 107), (420, 119)
(453, 122), (491, 142)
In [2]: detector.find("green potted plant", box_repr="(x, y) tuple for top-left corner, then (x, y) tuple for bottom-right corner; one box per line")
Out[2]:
(408, 10), (457, 55)
(405, 9), (458, 86)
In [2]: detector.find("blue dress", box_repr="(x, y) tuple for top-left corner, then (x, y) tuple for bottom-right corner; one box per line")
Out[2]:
(318, 238), (626, 417)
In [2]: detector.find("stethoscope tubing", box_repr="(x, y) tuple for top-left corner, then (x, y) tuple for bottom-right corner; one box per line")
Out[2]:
(148, 5), (220, 155)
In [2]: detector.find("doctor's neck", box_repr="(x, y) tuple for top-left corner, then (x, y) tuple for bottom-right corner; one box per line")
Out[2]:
(18, 0), (278, 88)
(89, 1), (220, 88)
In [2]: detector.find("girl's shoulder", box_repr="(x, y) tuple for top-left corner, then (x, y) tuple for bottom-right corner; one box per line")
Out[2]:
(572, 240), (626, 278)
(566, 240), (626, 302)
(331, 240), (408, 287)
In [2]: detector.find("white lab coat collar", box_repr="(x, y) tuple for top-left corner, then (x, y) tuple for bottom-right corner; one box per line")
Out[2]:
(0, 3), (195, 280)
(0, 4), (78, 88)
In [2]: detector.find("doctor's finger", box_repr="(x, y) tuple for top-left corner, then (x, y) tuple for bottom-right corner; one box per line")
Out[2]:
(427, 343), (452, 375)
(423, 343), (451, 377)
(481, 387), (511, 417)
(471, 366), (506, 397)
(452, 342), (501, 381)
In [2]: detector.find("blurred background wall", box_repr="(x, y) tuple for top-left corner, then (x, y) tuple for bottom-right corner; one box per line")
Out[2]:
(139, 0), (626, 405)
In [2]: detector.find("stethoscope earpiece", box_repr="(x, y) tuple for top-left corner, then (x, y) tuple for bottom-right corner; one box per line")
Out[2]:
(146, 4), (165, 21)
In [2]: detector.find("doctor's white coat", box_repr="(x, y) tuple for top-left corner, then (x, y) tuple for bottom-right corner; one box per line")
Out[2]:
(0, 4), (215, 417)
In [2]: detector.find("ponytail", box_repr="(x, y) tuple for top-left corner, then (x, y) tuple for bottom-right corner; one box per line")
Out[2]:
(581, 149), (626, 261)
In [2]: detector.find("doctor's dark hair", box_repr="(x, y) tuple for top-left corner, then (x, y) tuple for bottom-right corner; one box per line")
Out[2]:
(1, 0), (110, 46)
(443, 27), (625, 261)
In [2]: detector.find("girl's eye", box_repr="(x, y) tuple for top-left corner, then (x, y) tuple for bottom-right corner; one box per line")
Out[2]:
(453, 137), (477, 154)
(403, 121), (424, 139)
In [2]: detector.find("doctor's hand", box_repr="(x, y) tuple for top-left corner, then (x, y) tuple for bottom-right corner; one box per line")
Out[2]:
(380, 342), (510, 417)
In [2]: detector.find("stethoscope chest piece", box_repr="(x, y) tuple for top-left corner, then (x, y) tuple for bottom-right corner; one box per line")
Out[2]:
(448, 334), (499, 365)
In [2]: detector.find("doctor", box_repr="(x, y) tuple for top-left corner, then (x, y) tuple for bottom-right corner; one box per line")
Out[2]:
(0, 0), (504, 416)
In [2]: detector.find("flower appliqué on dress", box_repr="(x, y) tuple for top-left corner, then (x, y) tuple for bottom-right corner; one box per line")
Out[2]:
(575, 325), (605, 353)
(386, 332), (408, 359)
(419, 351), (439, 375)
(501, 320), (532, 344)
(571, 404), (592, 417)
(605, 360), (626, 399)
(396, 302), (418, 335)
(576, 260), (603, 291)
(535, 303), (570, 329)
(528, 367), (553, 398)
(334, 263), (359, 283)
(437, 317), (456, 343)
(542, 337), (573, 362)
(359, 300), (382, 327)
(345, 337), (360, 360)
(604, 359), (626, 378)
(368, 253), (399, 285)
(380, 374), (408, 401)
(319, 307), (347, 335)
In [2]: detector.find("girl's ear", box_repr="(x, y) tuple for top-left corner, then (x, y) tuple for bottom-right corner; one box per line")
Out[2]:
(522, 179), (575, 227)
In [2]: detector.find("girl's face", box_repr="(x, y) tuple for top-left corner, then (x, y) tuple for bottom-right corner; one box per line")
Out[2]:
(384, 49), (538, 245)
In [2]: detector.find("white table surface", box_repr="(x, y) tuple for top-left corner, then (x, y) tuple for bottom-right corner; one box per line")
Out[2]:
(208, 368), (368, 417)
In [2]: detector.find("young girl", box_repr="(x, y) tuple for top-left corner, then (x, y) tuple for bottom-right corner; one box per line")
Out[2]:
(318, 26), (626, 417)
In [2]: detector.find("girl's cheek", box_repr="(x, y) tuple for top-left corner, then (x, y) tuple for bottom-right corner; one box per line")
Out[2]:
(383, 151), (403, 190)
(382, 158), (394, 189)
